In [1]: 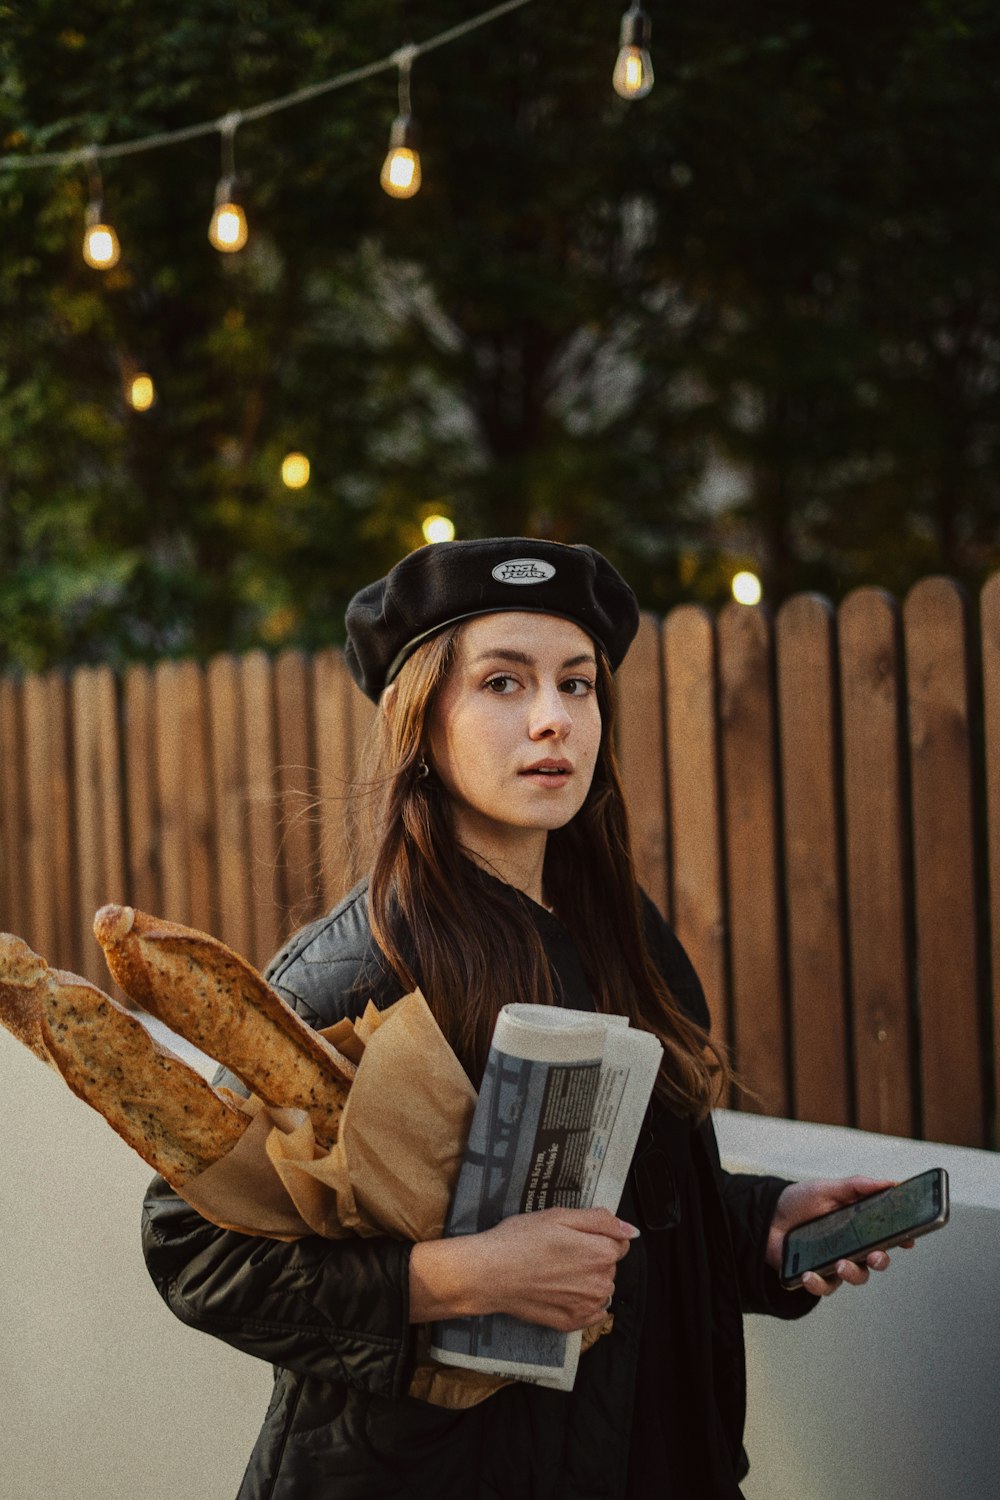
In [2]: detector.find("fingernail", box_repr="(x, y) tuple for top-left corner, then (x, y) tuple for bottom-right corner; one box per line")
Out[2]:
(618, 1220), (641, 1239)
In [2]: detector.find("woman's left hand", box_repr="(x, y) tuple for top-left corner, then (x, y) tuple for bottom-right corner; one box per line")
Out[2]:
(765, 1176), (915, 1297)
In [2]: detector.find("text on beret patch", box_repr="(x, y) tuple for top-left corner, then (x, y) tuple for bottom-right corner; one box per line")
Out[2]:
(491, 559), (557, 585)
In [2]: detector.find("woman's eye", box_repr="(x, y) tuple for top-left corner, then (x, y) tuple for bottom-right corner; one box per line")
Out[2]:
(484, 674), (517, 694)
(561, 677), (595, 696)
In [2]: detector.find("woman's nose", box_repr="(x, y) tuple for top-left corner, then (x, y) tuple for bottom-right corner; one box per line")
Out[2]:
(528, 685), (572, 739)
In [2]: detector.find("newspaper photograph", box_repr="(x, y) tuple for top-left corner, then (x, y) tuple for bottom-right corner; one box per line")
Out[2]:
(429, 1004), (662, 1390)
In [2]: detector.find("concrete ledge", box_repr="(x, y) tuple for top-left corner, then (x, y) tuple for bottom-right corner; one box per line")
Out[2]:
(716, 1107), (1000, 1207)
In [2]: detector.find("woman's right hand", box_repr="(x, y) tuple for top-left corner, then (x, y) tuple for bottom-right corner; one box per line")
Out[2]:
(408, 1207), (639, 1332)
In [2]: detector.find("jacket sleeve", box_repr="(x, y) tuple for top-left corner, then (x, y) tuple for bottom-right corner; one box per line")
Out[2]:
(640, 892), (814, 1322)
(142, 1179), (414, 1393)
(140, 906), (417, 1396)
(697, 1117), (815, 1321)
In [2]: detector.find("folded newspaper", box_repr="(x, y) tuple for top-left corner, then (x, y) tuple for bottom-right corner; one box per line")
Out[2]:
(429, 1004), (663, 1391)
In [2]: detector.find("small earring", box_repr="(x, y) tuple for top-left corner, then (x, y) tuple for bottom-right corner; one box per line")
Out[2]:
(415, 756), (430, 780)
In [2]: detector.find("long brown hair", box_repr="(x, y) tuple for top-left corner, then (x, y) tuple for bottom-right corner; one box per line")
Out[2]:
(355, 622), (731, 1119)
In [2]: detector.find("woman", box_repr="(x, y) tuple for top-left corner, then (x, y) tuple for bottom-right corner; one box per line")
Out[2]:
(143, 537), (897, 1499)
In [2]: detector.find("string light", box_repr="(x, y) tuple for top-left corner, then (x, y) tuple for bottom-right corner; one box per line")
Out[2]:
(732, 570), (762, 606)
(127, 373), (155, 411)
(612, 5), (654, 100)
(0, 1), (539, 266)
(422, 514), (455, 543)
(381, 46), (422, 199)
(208, 113), (248, 253)
(1, 2), (537, 176)
(81, 148), (121, 269)
(281, 452), (310, 488)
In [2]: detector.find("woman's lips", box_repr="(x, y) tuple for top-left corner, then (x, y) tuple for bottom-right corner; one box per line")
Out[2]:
(518, 760), (572, 784)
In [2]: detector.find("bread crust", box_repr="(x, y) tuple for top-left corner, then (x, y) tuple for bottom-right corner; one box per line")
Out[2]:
(2, 931), (246, 1188)
(94, 904), (351, 1147)
(41, 967), (247, 1189)
(0, 933), (56, 1065)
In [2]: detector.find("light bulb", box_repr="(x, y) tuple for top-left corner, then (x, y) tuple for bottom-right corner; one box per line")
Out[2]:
(281, 452), (310, 489)
(613, 47), (653, 99)
(732, 571), (763, 607)
(380, 115), (422, 199)
(82, 202), (120, 269)
(128, 374), (155, 411)
(613, 6), (654, 100)
(209, 195), (248, 253)
(422, 515), (455, 544)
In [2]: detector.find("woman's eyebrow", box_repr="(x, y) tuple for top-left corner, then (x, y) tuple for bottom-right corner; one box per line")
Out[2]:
(470, 648), (596, 669)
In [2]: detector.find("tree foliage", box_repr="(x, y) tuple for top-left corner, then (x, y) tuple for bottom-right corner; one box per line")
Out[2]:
(1, 0), (999, 670)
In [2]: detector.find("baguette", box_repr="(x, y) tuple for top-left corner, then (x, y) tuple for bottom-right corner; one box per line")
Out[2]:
(94, 904), (351, 1148)
(41, 967), (247, 1190)
(0, 933), (57, 1065)
(1, 932), (247, 1188)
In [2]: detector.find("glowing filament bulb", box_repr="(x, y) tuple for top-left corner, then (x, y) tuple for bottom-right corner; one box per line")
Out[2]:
(422, 515), (455, 544)
(732, 571), (763, 607)
(281, 452), (310, 489)
(82, 203), (120, 269)
(613, 6), (654, 100)
(128, 374), (155, 411)
(380, 115), (422, 199)
(209, 193), (248, 253)
(383, 148), (419, 195)
(614, 48), (653, 98)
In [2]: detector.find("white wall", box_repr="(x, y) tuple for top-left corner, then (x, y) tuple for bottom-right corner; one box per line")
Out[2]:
(2, 1027), (998, 1500)
(1, 1029), (266, 1500)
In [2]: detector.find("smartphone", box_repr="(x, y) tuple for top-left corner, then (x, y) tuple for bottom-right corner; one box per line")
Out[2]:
(780, 1167), (949, 1289)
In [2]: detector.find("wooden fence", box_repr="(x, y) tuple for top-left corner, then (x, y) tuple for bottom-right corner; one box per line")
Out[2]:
(2, 574), (998, 1150)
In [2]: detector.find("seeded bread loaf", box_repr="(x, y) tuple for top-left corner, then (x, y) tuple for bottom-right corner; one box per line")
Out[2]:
(42, 967), (247, 1188)
(94, 904), (352, 1148)
(0, 933), (57, 1065)
(1, 932), (246, 1189)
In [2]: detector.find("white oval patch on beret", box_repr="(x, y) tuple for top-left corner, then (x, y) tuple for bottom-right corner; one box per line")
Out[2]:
(491, 558), (557, 585)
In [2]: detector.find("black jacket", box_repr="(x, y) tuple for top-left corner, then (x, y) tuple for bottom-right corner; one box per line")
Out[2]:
(141, 880), (811, 1499)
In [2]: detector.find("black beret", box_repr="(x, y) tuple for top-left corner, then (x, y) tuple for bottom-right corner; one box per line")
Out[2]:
(344, 537), (640, 700)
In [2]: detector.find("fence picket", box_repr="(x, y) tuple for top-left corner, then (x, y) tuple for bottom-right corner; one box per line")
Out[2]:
(154, 660), (214, 933)
(982, 575), (1000, 1150)
(617, 613), (669, 917)
(206, 654), (253, 963)
(274, 650), (320, 939)
(122, 665), (162, 922)
(776, 595), (851, 1126)
(240, 651), (282, 970)
(21, 674), (74, 970)
(312, 649), (357, 911)
(904, 579), (985, 1147)
(662, 606), (729, 1048)
(0, 676), (28, 943)
(718, 603), (788, 1117)
(71, 667), (125, 987)
(19, 675), (46, 957)
(46, 672), (77, 977)
(839, 589), (915, 1137)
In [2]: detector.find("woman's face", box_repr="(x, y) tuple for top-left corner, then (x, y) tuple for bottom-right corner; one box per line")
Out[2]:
(426, 612), (602, 863)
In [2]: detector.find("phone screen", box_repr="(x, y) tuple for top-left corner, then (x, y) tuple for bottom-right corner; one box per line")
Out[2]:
(783, 1169), (944, 1281)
